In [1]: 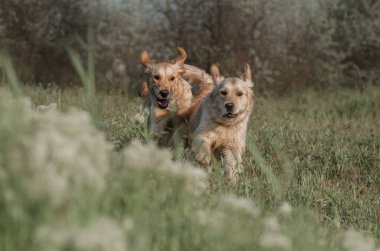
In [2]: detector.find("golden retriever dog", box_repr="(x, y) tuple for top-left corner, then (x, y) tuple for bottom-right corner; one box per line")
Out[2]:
(138, 64), (214, 111)
(189, 64), (255, 184)
(139, 47), (213, 146)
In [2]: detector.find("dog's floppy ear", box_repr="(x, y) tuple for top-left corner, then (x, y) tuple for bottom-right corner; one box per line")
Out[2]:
(243, 63), (254, 87)
(210, 64), (224, 84)
(140, 50), (153, 72)
(138, 81), (149, 97)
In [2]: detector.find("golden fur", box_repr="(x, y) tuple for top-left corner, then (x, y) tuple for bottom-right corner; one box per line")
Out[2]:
(189, 64), (255, 184)
(139, 47), (213, 146)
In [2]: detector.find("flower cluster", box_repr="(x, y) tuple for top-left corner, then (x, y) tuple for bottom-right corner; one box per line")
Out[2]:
(123, 140), (208, 196)
(22, 109), (110, 207)
(342, 230), (378, 251)
(0, 92), (110, 209)
(219, 194), (260, 218)
(259, 216), (292, 250)
(35, 217), (127, 251)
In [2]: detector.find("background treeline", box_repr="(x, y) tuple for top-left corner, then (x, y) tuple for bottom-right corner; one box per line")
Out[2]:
(0, 0), (379, 94)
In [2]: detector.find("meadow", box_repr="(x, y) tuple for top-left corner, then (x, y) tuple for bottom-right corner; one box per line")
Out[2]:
(0, 82), (379, 250)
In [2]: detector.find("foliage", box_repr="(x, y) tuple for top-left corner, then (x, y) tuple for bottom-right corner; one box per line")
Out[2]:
(0, 0), (379, 93)
(0, 85), (379, 250)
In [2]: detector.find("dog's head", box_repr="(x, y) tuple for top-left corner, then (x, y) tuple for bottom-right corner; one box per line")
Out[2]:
(209, 64), (254, 124)
(140, 47), (187, 109)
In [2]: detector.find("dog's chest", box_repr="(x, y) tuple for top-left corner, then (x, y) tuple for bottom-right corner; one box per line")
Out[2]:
(207, 124), (245, 149)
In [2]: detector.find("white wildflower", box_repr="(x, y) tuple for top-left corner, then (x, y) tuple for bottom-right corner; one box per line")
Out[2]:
(181, 164), (209, 196)
(260, 231), (292, 250)
(264, 216), (281, 231)
(196, 209), (226, 230)
(260, 216), (292, 250)
(123, 140), (208, 196)
(36, 103), (58, 113)
(278, 201), (293, 216)
(139, 104), (150, 115)
(133, 112), (146, 124)
(124, 140), (173, 170)
(196, 210), (209, 226)
(219, 194), (260, 218)
(35, 218), (126, 251)
(123, 218), (134, 231)
(35, 225), (70, 251)
(73, 218), (126, 251)
(21, 109), (110, 207)
(318, 238), (327, 247)
(343, 230), (377, 251)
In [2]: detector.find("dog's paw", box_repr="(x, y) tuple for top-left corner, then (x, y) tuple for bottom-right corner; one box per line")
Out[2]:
(224, 165), (238, 185)
(196, 151), (211, 166)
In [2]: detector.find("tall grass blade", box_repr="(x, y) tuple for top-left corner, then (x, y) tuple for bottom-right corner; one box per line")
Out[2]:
(87, 27), (95, 100)
(247, 141), (283, 198)
(66, 28), (100, 123)
(270, 137), (295, 188)
(0, 52), (22, 96)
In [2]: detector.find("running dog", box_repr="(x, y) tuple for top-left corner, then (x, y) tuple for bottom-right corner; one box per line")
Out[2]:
(139, 47), (213, 146)
(189, 64), (255, 184)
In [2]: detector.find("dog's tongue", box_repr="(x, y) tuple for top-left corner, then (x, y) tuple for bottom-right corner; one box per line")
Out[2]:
(157, 99), (169, 109)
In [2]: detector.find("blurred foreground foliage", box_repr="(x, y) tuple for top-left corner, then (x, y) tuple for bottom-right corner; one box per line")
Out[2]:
(0, 85), (379, 250)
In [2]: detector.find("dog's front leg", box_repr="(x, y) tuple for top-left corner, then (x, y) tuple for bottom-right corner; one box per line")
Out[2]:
(148, 112), (159, 140)
(236, 146), (245, 174)
(221, 147), (240, 184)
(148, 108), (168, 141)
(194, 136), (212, 168)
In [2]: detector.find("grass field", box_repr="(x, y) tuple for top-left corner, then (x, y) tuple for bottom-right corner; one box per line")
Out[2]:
(0, 83), (379, 251)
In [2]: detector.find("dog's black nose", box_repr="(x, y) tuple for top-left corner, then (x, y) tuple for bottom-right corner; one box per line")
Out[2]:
(159, 90), (169, 98)
(225, 103), (234, 111)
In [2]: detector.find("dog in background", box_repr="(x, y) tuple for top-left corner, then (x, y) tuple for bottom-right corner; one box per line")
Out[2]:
(189, 64), (255, 184)
(139, 47), (213, 146)
(138, 63), (214, 114)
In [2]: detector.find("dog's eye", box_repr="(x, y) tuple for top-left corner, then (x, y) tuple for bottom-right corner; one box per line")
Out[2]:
(154, 75), (160, 80)
(170, 76), (175, 81)
(237, 91), (243, 96)
(220, 90), (228, 96)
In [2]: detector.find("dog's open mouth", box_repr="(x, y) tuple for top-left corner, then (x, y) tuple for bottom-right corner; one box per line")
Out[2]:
(223, 113), (238, 119)
(156, 98), (169, 109)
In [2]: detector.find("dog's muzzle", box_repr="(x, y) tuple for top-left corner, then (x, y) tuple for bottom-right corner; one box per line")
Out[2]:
(155, 90), (170, 109)
(223, 103), (237, 118)
(156, 97), (169, 109)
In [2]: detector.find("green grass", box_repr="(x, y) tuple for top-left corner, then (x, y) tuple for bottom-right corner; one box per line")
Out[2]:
(0, 84), (379, 251)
